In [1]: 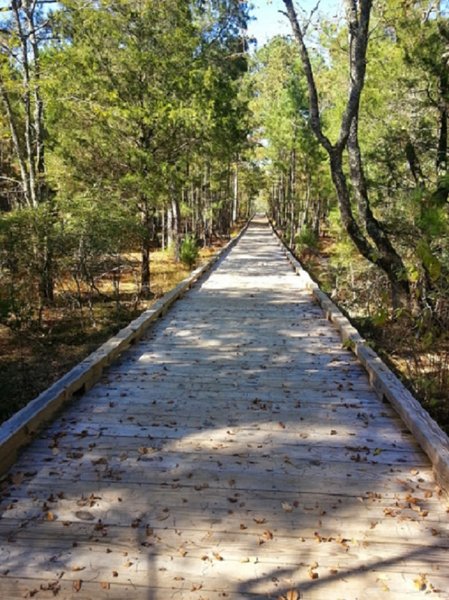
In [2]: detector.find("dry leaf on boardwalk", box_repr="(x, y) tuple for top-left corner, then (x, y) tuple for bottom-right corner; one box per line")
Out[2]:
(278, 590), (300, 600)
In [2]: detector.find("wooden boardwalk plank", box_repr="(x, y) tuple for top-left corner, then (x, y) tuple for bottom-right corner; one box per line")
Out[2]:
(1, 218), (449, 599)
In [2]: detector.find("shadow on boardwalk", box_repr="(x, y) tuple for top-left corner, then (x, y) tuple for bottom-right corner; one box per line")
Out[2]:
(0, 221), (448, 599)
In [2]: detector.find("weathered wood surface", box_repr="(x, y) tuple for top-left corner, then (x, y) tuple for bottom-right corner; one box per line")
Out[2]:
(1, 218), (448, 599)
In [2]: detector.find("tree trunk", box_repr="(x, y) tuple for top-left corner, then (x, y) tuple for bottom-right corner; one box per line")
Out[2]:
(39, 243), (54, 305)
(347, 118), (410, 304)
(170, 192), (181, 261)
(232, 161), (239, 224)
(283, 0), (410, 308)
(140, 201), (153, 298)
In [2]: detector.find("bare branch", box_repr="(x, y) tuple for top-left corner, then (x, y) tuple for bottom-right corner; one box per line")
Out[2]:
(281, 0), (333, 152)
(303, 1), (321, 36)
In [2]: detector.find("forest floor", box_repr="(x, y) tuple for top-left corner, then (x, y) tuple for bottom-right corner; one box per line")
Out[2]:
(300, 238), (449, 437)
(0, 242), (225, 425)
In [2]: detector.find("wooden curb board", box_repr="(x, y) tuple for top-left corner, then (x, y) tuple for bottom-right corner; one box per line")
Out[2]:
(269, 220), (449, 494)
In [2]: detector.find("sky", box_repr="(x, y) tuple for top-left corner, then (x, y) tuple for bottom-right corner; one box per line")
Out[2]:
(247, 0), (342, 46)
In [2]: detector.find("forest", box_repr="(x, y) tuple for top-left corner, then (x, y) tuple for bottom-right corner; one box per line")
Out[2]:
(0, 0), (448, 434)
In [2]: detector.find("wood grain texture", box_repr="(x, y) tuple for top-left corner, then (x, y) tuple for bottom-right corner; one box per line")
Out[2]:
(1, 217), (448, 599)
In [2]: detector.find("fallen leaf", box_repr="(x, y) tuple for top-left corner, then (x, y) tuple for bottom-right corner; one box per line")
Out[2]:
(72, 580), (82, 592)
(278, 590), (300, 600)
(191, 583), (203, 591)
(100, 582), (110, 590)
(194, 483), (209, 491)
(261, 530), (273, 541)
(413, 574), (427, 591)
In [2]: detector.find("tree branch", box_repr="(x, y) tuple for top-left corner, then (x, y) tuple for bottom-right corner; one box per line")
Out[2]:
(281, 0), (333, 153)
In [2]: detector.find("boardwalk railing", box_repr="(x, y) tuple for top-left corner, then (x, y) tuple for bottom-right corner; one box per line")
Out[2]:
(269, 219), (449, 493)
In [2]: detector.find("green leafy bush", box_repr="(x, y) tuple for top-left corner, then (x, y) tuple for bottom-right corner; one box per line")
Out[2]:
(295, 226), (317, 252)
(179, 235), (199, 268)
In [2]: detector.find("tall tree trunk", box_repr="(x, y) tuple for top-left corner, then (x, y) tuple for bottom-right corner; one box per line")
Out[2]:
(170, 191), (181, 261)
(232, 160), (239, 225)
(282, 0), (410, 307)
(0, 84), (32, 207)
(347, 118), (410, 302)
(435, 65), (448, 202)
(140, 202), (152, 298)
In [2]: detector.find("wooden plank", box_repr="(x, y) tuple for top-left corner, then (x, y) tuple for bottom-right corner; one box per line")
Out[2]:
(1, 538), (448, 598)
(1, 574), (447, 600)
(27, 435), (426, 465)
(3, 480), (447, 521)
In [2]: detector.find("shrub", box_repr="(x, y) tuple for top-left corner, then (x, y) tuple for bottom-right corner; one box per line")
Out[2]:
(295, 225), (317, 252)
(179, 235), (199, 268)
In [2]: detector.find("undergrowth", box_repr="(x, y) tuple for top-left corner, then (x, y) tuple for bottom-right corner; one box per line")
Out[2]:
(0, 243), (224, 425)
(296, 232), (449, 436)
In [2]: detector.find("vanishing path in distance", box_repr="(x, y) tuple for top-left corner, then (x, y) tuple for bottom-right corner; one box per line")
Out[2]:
(1, 218), (448, 599)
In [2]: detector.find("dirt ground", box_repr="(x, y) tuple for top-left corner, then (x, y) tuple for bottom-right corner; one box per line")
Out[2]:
(0, 244), (222, 424)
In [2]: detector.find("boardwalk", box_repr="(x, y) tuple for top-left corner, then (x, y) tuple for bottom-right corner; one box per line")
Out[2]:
(1, 219), (448, 599)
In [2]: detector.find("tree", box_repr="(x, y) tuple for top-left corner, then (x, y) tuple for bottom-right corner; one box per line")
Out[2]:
(0, 0), (57, 302)
(0, 0), (52, 208)
(282, 0), (410, 307)
(249, 35), (330, 246)
(46, 0), (204, 295)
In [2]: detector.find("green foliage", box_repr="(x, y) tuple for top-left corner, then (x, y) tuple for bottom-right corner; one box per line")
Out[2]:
(179, 235), (200, 268)
(295, 226), (317, 252)
(416, 240), (442, 283)
(249, 35), (331, 239)
(0, 206), (54, 326)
